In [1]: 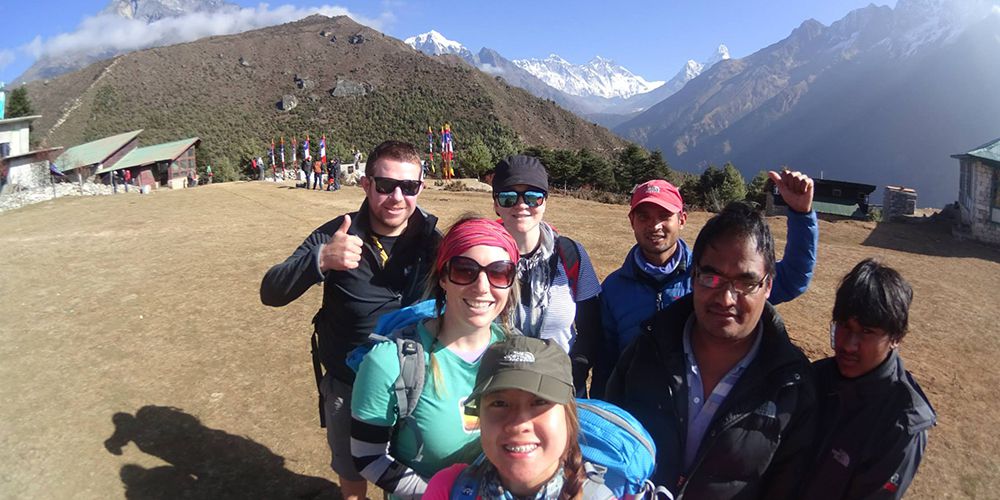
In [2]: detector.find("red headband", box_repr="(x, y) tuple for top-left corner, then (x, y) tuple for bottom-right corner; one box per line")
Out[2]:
(435, 219), (520, 273)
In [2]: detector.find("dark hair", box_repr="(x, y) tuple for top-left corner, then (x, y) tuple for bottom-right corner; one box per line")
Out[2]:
(364, 140), (421, 177)
(692, 201), (776, 279)
(559, 398), (586, 500)
(833, 258), (913, 341)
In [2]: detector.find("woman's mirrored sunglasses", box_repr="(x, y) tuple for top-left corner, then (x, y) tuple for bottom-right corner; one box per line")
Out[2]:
(494, 189), (547, 208)
(372, 176), (422, 196)
(446, 256), (517, 289)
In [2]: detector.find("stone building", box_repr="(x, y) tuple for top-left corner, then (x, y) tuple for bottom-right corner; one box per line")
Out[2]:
(952, 137), (1000, 245)
(0, 115), (62, 192)
(883, 185), (917, 219)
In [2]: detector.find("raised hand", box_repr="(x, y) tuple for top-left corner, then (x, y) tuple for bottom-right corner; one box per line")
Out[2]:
(769, 169), (814, 213)
(320, 215), (364, 272)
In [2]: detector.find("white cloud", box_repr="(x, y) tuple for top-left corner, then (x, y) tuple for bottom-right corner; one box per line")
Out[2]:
(11, 3), (392, 65)
(0, 50), (15, 74)
(477, 63), (504, 75)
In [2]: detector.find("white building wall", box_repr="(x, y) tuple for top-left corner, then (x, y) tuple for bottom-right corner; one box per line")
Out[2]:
(0, 118), (34, 157)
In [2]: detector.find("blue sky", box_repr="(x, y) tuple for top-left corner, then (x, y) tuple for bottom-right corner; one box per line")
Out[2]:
(0, 0), (898, 85)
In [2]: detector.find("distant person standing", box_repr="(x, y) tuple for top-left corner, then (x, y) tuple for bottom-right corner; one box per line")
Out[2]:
(260, 141), (440, 500)
(206, 165), (213, 184)
(802, 259), (936, 499)
(327, 157), (341, 191)
(123, 169), (132, 192)
(313, 161), (323, 190)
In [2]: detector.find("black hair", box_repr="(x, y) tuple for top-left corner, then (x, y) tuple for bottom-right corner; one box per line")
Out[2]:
(364, 140), (421, 177)
(692, 201), (776, 279)
(833, 258), (913, 342)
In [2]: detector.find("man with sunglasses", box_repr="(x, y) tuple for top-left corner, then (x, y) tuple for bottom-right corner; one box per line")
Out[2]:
(606, 201), (817, 499)
(261, 140), (440, 500)
(592, 171), (817, 398)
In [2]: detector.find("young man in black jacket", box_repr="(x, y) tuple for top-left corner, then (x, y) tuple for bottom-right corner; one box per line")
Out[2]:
(260, 140), (440, 500)
(606, 202), (816, 499)
(803, 258), (936, 499)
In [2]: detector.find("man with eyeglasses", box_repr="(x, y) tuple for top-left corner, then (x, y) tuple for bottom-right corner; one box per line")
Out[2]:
(261, 140), (441, 500)
(592, 171), (817, 398)
(606, 201), (817, 499)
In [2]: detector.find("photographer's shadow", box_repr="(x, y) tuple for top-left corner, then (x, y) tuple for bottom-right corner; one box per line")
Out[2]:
(104, 405), (338, 499)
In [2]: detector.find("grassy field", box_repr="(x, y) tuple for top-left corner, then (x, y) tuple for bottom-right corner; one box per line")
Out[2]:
(1, 181), (998, 499)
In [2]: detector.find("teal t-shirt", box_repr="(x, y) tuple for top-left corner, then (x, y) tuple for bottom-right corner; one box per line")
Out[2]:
(352, 321), (505, 479)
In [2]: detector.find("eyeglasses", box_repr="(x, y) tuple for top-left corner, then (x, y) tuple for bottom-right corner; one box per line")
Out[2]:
(694, 269), (769, 296)
(446, 256), (517, 289)
(372, 177), (422, 196)
(494, 190), (546, 208)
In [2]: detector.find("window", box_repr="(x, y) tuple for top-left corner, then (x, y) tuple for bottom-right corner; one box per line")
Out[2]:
(832, 188), (842, 197)
(992, 167), (1000, 224)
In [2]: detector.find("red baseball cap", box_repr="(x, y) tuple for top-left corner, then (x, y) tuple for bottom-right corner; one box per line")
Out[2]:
(630, 180), (684, 214)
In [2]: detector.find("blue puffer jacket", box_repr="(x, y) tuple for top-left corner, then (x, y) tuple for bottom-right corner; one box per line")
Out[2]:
(593, 210), (818, 397)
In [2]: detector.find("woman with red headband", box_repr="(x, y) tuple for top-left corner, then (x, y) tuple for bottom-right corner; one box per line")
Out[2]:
(350, 216), (521, 499)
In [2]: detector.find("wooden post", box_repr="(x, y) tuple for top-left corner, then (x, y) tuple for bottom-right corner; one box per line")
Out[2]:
(78, 171), (83, 195)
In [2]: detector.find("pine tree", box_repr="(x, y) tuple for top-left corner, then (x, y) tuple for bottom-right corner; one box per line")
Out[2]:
(462, 138), (493, 177)
(5, 86), (34, 118)
(746, 170), (771, 208)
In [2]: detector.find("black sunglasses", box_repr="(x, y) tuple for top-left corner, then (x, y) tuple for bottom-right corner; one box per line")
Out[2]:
(494, 190), (546, 208)
(372, 176), (422, 196)
(446, 256), (517, 289)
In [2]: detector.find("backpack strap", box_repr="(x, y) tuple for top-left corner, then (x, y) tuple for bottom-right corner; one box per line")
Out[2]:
(581, 462), (617, 500)
(392, 324), (427, 461)
(554, 235), (582, 300)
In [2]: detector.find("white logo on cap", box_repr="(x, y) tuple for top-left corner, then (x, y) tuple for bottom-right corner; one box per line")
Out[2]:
(645, 185), (661, 193)
(502, 351), (535, 364)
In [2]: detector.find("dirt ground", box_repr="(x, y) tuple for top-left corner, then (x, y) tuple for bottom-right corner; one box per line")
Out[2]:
(1, 181), (998, 499)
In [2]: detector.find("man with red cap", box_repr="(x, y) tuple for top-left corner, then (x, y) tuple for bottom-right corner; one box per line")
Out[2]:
(592, 170), (817, 397)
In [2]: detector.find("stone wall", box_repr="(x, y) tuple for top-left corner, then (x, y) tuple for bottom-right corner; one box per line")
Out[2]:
(962, 160), (1000, 245)
(0, 181), (133, 213)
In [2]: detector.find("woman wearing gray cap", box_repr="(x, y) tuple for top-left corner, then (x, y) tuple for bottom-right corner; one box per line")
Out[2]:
(490, 155), (603, 397)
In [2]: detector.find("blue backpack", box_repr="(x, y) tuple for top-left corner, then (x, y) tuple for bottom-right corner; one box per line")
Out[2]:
(451, 398), (663, 499)
(346, 299), (438, 461)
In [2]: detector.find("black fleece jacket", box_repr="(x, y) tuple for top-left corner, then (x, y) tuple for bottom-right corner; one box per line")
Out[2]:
(260, 200), (440, 383)
(606, 294), (817, 500)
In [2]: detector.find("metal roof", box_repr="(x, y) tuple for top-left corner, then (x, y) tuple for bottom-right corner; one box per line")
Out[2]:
(54, 129), (143, 173)
(812, 198), (867, 218)
(951, 136), (1000, 164)
(96, 137), (200, 174)
(0, 115), (41, 128)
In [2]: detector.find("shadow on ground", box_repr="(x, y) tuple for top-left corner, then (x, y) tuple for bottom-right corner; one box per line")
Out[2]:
(862, 218), (1000, 263)
(104, 405), (338, 499)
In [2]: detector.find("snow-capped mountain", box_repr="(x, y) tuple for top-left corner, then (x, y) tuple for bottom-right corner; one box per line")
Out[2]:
(660, 44), (730, 98)
(512, 54), (664, 99)
(616, 0), (1000, 208)
(403, 30), (474, 59)
(101, 0), (234, 22)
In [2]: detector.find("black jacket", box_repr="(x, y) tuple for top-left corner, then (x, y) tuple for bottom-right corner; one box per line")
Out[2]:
(260, 200), (440, 382)
(605, 295), (817, 499)
(803, 350), (936, 499)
